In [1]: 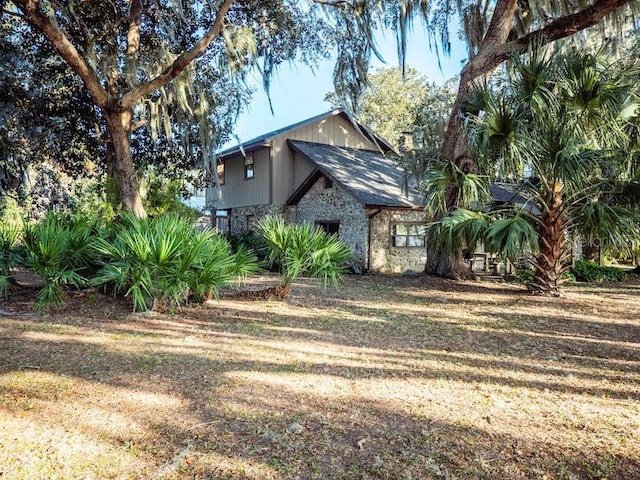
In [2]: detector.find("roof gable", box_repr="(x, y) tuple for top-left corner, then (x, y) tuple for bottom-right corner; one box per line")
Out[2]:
(218, 109), (395, 159)
(286, 140), (423, 209)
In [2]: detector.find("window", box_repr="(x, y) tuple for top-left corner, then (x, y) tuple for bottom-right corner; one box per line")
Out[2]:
(244, 154), (254, 179)
(391, 223), (426, 248)
(217, 160), (225, 185)
(316, 221), (340, 235)
(324, 177), (333, 189)
(246, 214), (256, 232)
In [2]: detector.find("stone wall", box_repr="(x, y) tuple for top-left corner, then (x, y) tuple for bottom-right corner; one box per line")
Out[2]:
(228, 204), (292, 234)
(226, 179), (428, 274)
(368, 209), (427, 273)
(293, 175), (369, 268)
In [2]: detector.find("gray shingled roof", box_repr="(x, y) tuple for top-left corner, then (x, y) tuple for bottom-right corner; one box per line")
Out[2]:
(287, 140), (423, 209)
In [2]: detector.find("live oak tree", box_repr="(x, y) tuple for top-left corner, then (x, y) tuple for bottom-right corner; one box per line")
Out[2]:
(320, 0), (640, 278)
(2, 1), (327, 217)
(0, 25), (100, 200)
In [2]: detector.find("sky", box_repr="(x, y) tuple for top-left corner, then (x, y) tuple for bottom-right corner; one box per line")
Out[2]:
(227, 24), (469, 147)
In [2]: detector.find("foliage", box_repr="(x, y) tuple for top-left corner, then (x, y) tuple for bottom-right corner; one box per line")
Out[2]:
(0, 24), (101, 198)
(257, 216), (352, 297)
(0, 222), (23, 298)
(572, 260), (627, 282)
(92, 214), (258, 312)
(322, 1), (639, 112)
(427, 49), (640, 295)
(22, 212), (100, 308)
(226, 232), (271, 264)
(142, 171), (199, 220)
(23, 163), (77, 221)
(71, 175), (119, 223)
(0, 197), (26, 297)
(2, 1), (332, 215)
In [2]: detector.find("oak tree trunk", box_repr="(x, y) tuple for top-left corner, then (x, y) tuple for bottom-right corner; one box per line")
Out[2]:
(426, 1), (517, 279)
(104, 109), (147, 218)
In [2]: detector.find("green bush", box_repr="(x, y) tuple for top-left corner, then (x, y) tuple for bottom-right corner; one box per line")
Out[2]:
(572, 260), (627, 282)
(0, 222), (24, 298)
(92, 214), (258, 312)
(226, 232), (271, 264)
(22, 212), (100, 308)
(258, 216), (353, 298)
(143, 175), (198, 220)
(72, 176), (119, 223)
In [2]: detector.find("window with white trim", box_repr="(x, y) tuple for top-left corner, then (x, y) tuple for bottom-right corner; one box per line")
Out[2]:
(390, 223), (426, 248)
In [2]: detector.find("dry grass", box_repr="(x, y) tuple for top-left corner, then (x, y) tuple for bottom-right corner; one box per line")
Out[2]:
(1, 275), (639, 479)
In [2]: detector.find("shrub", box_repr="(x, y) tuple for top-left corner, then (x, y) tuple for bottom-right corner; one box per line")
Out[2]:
(72, 175), (119, 223)
(0, 222), (24, 298)
(92, 214), (258, 311)
(143, 174), (198, 220)
(257, 216), (353, 298)
(22, 212), (98, 308)
(572, 260), (627, 282)
(225, 232), (271, 265)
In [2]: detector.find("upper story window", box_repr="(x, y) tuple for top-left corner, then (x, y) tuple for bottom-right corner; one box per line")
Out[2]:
(390, 223), (426, 248)
(217, 159), (225, 185)
(244, 154), (254, 179)
(324, 177), (333, 189)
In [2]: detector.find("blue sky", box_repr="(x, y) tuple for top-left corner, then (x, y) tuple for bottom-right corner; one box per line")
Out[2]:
(228, 24), (468, 146)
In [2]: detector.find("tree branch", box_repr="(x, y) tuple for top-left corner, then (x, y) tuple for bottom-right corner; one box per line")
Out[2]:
(119, 0), (235, 109)
(461, 0), (635, 95)
(125, 0), (143, 88)
(481, 0), (517, 47)
(312, 0), (355, 7)
(506, 0), (635, 54)
(487, 0), (636, 75)
(9, 0), (108, 108)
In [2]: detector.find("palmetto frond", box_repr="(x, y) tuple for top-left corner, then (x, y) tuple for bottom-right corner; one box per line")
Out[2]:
(258, 216), (352, 294)
(423, 161), (491, 215)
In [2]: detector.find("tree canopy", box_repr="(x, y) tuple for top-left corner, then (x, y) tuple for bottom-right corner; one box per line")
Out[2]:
(1, 1), (330, 216)
(322, 0), (640, 278)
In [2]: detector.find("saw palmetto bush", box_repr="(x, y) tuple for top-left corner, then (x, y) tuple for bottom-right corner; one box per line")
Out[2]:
(0, 222), (24, 299)
(22, 212), (99, 308)
(257, 216), (353, 299)
(92, 214), (258, 312)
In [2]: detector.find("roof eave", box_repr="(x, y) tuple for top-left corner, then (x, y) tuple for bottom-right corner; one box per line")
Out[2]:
(364, 203), (424, 210)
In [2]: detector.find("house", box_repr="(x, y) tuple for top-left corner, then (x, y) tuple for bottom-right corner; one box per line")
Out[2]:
(207, 109), (427, 273)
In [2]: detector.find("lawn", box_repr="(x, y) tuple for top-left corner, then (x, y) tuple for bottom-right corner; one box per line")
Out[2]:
(1, 275), (639, 479)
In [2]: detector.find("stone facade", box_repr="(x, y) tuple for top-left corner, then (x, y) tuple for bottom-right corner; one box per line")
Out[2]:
(227, 204), (292, 234)
(292, 175), (369, 268)
(368, 208), (427, 273)
(223, 176), (427, 274)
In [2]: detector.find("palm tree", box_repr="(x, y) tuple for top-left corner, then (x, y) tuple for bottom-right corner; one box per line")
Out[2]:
(427, 49), (640, 296)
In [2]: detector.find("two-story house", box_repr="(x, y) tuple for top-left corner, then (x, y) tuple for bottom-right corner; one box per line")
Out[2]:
(207, 109), (426, 273)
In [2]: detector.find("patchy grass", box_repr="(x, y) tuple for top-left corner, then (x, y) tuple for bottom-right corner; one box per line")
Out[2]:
(1, 275), (639, 479)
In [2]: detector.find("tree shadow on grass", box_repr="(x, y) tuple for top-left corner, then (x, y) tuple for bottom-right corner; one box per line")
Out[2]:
(1, 330), (639, 479)
(2, 275), (640, 479)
